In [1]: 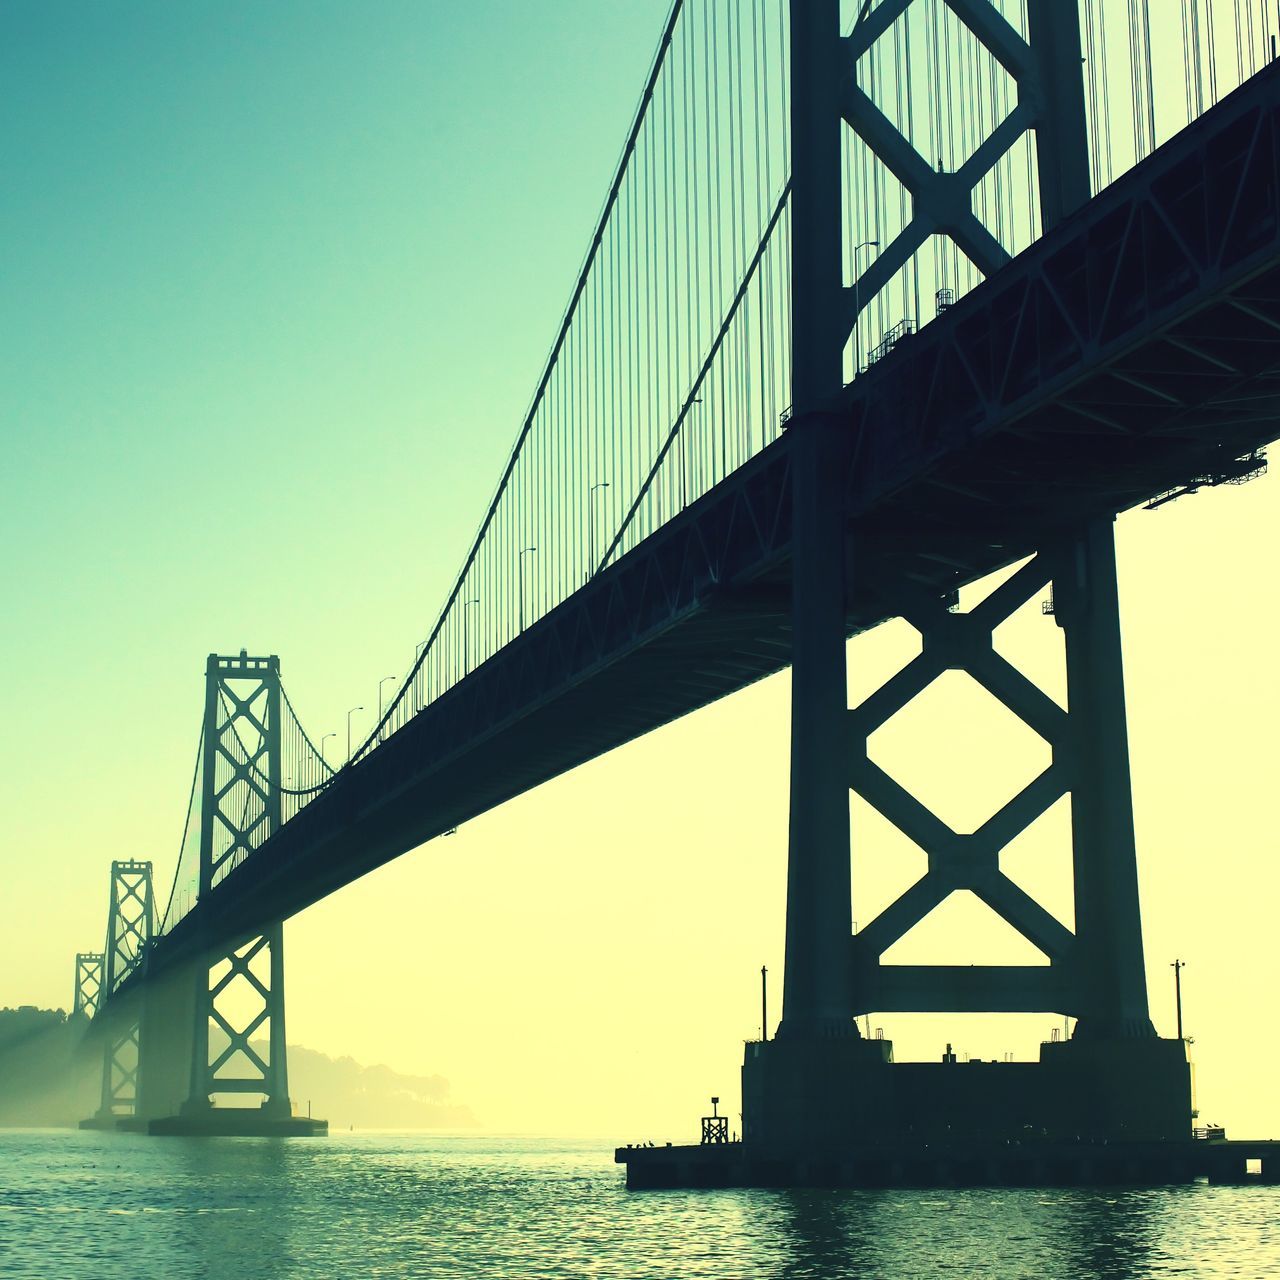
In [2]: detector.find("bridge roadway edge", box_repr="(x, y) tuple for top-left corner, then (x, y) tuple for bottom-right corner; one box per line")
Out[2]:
(121, 57), (1280, 998)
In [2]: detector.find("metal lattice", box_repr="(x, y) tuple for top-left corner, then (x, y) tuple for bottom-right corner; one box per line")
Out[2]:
(73, 952), (103, 1018)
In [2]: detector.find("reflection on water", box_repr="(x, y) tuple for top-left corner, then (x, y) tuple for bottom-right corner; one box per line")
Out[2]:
(0, 1131), (1275, 1279)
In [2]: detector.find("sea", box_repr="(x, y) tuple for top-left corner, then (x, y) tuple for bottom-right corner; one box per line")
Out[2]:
(0, 1130), (1276, 1279)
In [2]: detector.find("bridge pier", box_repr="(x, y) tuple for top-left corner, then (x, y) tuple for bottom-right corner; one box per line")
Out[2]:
(86, 654), (324, 1136)
(79, 861), (153, 1130)
(150, 655), (322, 1135)
(743, 511), (1191, 1152)
(740, 0), (1189, 1165)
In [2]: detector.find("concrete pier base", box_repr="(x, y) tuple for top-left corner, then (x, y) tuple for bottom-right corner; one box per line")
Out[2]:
(616, 1136), (1280, 1189)
(742, 1036), (1192, 1150)
(147, 1108), (327, 1137)
(80, 1106), (327, 1136)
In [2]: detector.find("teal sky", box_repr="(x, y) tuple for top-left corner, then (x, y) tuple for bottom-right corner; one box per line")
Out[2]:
(0, 0), (667, 915)
(4, 2), (1280, 1139)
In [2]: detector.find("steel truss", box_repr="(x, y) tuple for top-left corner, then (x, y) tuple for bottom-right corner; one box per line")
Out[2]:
(97, 861), (153, 1116)
(842, 0), (1089, 349)
(848, 536), (1152, 1032)
(73, 952), (103, 1019)
(187, 652), (290, 1114)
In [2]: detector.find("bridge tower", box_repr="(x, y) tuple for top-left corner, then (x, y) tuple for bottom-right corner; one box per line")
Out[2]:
(72, 952), (104, 1020)
(178, 651), (293, 1122)
(85, 861), (153, 1125)
(745, 0), (1190, 1148)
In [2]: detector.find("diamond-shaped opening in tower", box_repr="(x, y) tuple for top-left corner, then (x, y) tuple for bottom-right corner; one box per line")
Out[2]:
(848, 0), (1020, 174)
(881, 889), (1051, 966)
(865, 668), (1053, 835)
(847, 617), (921, 710)
(209, 968), (268, 1048)
(217, 776), (263, 834)
(999, 793), (1075, 933)
(211, 1047), (265, 1083)
(969, 558), (1068, 709)
(971, 125), (1042, 260)
(851, 792), (929, 929)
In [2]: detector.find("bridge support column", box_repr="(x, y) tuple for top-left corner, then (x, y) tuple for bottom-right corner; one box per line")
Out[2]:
(745, 0), (895, 1150)
(746, 522), (1188, 1147)
(134, 962), (197, 1122)
(81, 861), (153, 1130)
(175, 653), (297, 1127)
(779, 0), (850, 1040)
(1055, 518), (1155, 1041)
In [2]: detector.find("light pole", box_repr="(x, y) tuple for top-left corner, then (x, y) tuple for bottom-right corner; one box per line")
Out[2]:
(1172, 959), (1186, 1040)
(378, 676), (397, 740)
(346, 706), (363, 765)
(319, 732), (336, 772)
(518, 546), (537, 632)
(461, 597), (480, 675)
(586, 481), (610, 582)
(414, 639), (430, 711)
(851, 239), (879, 374)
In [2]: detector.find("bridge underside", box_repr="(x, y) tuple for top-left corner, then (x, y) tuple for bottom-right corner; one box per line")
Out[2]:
(126, 60), (1280, 986)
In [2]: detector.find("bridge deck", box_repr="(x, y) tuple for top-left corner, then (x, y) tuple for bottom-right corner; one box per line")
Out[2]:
(135, 58), (1280, 978)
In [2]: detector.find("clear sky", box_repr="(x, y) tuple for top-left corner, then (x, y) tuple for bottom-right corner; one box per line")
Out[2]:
(3, 1), (1279, 1141)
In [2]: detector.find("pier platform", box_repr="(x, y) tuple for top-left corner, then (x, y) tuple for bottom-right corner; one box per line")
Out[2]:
(80, 1109), (327, 1136)
(616, 1138), (1280, 1189)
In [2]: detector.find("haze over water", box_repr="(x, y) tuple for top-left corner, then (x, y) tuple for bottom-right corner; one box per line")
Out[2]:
(0, 1131), (1274, 1279)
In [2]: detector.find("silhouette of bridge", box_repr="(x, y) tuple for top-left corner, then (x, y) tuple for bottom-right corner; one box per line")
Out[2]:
(80, 1), (1280, 1148)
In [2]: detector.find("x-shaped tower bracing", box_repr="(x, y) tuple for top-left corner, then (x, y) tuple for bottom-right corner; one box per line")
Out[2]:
(73, 952), (104, 1019)
(187, 652), (290, 1113)
(841, 0), (1089, 353)
(850, 553), (1090, 1016)
(96, 860), (153, 1116)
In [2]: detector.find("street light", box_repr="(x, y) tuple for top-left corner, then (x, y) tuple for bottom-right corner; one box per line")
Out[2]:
(319, 732), (336, 771)
(461, 597), (480, 675)
(378, 676), (397, 741)
(586, 481), (610, 582)
(851, 239), (880, 374)
(346, 706), (364, 764)
(518, 546), (537, 632)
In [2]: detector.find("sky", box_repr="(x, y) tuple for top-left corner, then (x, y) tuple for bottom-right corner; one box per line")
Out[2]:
(3, 0), (1280, 1142)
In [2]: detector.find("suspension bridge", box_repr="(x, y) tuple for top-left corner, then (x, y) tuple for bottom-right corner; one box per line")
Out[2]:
(75, 0), (1280, 1174)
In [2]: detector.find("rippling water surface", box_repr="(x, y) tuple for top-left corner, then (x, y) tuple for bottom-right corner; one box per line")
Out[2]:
(0, 1130), (1277, 1278)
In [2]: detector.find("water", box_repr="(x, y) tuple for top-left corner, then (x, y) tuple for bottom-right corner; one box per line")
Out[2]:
(1, 1131), (1277, 1279)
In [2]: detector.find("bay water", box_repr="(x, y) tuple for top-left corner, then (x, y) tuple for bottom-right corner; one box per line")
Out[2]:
(1, 1130), (1276, 1278)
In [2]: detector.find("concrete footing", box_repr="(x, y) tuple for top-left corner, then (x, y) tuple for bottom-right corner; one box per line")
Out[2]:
(79, 1108), (327, 1136)
(148, 1109), (327, 1137)
(742, 1036), (1193, 1148)
(615, 1137), (1280, 1189)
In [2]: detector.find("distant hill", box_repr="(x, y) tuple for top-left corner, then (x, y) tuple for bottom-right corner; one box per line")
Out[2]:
(0, 1007), (476, 1129)
(0, 1007), (97, 1125)
(277, 1043), (476, 1130)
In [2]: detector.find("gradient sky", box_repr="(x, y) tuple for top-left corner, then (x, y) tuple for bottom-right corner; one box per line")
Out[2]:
(3, 1), (1279, 1140)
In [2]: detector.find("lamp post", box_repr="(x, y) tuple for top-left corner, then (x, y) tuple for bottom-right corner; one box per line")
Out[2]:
(461, 597), (480, 676)
(346, 706), (364, 765)
(1171, 959), (1186, 1040)
(414, 639), (429, 711)
(586, 481), (610, 583)
(851, 239), (879, 375)
(378, 676), (397, 741)
(518, 546), (537, 633)
(319, 732), (336, 772)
